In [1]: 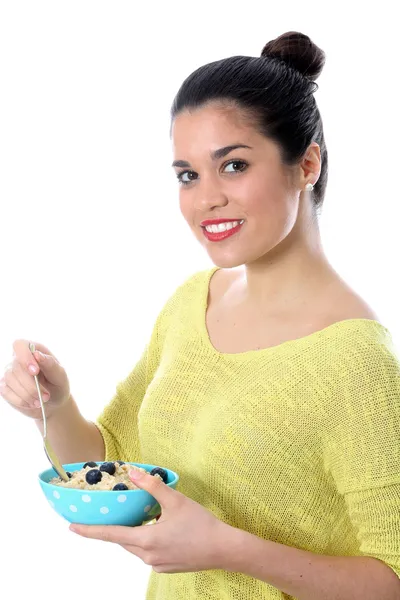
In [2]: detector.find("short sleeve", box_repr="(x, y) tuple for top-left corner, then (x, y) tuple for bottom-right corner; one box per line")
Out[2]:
(343, 484), (400, 579)
(323, 334), (400, 579)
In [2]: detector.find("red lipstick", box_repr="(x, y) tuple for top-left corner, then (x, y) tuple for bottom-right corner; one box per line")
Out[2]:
(201, 219), (245, 242)
(200, 218), (242, 226)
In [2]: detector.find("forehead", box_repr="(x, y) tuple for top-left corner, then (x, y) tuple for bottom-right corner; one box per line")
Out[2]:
(171, 103), (264, 154)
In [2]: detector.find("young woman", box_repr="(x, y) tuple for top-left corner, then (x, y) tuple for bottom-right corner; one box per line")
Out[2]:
(2, 31), (399, 600)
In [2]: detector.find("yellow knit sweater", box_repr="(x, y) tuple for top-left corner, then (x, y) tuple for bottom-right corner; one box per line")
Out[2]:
(96, 267), (400, 599)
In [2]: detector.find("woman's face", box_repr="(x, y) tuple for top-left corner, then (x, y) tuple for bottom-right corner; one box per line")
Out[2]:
(171, 103), (313, 268)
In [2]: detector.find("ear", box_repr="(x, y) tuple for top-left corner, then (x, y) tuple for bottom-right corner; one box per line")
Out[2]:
(299, 142), (321, 189)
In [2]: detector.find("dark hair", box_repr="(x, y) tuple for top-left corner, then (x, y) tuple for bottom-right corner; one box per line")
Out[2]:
(171, 31), (328, 210)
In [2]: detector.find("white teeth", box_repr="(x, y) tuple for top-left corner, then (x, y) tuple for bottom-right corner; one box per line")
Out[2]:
(205, 220), (243, 233)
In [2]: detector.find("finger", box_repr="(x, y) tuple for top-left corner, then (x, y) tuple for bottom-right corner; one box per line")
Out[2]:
(129, 469), (173, 507)
(13, 338), (62, 376)
(0, 380), (34, 410)
(13, 359), (50, 401)
(1, 366), (30, 408)
(13, 339), (41, 375)
(69, 524), (147, 546)
(4, 360), (50, 407)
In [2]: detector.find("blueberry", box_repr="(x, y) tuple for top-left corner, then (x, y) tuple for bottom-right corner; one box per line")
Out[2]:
(85, 469), (102, 485)
(112, 483), (128, 491)
(116, 461), (125, 465)
(83, 461), (97, 468)
(66, 472), (72, 479)
(150, 467), (168, 484)
(100, 462), (116, 476)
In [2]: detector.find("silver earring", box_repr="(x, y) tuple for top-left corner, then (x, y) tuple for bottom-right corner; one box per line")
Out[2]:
(305, 183), (314, 191)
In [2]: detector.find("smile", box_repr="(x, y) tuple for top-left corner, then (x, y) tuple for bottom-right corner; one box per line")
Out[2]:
(201, 220), (245, 242)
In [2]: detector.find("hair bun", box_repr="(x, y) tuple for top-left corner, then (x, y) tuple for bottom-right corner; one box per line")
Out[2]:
(261, 31), (325, 81)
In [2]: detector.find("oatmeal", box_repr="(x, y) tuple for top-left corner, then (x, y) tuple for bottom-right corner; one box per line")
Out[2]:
(50, 461), (166, 491)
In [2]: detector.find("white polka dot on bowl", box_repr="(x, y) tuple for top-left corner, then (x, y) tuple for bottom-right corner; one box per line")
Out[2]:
(117, 495), (127, 503)
(53, 491), (60, 499)
(144, 504), (151, 513)
(69, 505), (78, 512)
(48, 500), (55, 508)
(100, 507), (109, 514)
(81, 495), (91, 503)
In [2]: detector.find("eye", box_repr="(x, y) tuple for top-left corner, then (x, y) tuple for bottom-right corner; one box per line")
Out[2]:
(176, 159), (248, 186)
(176, 170), (198, 185)
(223, 159), (248, 173)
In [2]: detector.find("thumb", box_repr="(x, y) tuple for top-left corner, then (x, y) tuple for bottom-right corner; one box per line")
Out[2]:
(33, 351), (64, 386)
(129, 468), (170, 506)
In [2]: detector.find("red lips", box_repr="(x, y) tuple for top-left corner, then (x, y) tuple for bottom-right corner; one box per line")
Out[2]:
(200, 218), (242, 226)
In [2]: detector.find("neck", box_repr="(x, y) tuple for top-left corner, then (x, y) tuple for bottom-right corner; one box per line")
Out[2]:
(240, 208), (338, 311)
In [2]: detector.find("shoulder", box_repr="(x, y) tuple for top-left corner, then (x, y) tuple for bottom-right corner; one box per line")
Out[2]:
(326, 306), (397, 362)
(321, 319), (400, 491)
(157, 266), (218, 320)
(176, 266), (218, 300)
(325, 317), (400, 407)
(173, 265), (240, 304)
(320, 274), (381, 325)
(313, 279), (389, 350)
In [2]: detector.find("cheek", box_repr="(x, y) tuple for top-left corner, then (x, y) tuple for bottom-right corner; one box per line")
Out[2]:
(179, 191), (205, 226)
(240, 177), (297, 237)
(238, 176), (283, 217)
(179, 193), (203, 237)
(179, 193), (190, 222)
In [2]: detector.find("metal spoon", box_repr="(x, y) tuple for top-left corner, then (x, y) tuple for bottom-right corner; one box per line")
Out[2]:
(29, 343), (69, 482)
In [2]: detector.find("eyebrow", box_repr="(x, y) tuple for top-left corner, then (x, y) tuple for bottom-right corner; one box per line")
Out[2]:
(172, 144), (252, 168)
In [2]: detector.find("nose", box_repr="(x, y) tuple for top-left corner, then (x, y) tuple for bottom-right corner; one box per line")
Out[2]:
(193, 175), (229, 212)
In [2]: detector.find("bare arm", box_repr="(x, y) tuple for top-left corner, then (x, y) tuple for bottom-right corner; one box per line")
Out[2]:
(218, 525), (400, 600)
(35, 394), (105, 464)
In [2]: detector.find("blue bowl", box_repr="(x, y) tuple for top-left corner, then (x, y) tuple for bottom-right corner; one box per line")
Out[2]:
(38, 462), (179, 526)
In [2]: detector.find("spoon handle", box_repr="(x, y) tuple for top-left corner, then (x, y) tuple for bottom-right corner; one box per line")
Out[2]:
(28, 343), (69, 482)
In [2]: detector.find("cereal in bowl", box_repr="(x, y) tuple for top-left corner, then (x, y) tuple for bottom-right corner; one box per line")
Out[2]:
(50, 461), (167, 491)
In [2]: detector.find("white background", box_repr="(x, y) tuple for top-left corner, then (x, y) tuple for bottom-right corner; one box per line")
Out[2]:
(0, 2), (399, 598)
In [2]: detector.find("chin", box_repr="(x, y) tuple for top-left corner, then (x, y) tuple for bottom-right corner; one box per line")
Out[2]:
(204, 251), (247, 269)
(205, 243), (280, 269)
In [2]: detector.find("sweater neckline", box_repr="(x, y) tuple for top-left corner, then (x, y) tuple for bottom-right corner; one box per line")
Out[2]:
(200, 266), (390, 358)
